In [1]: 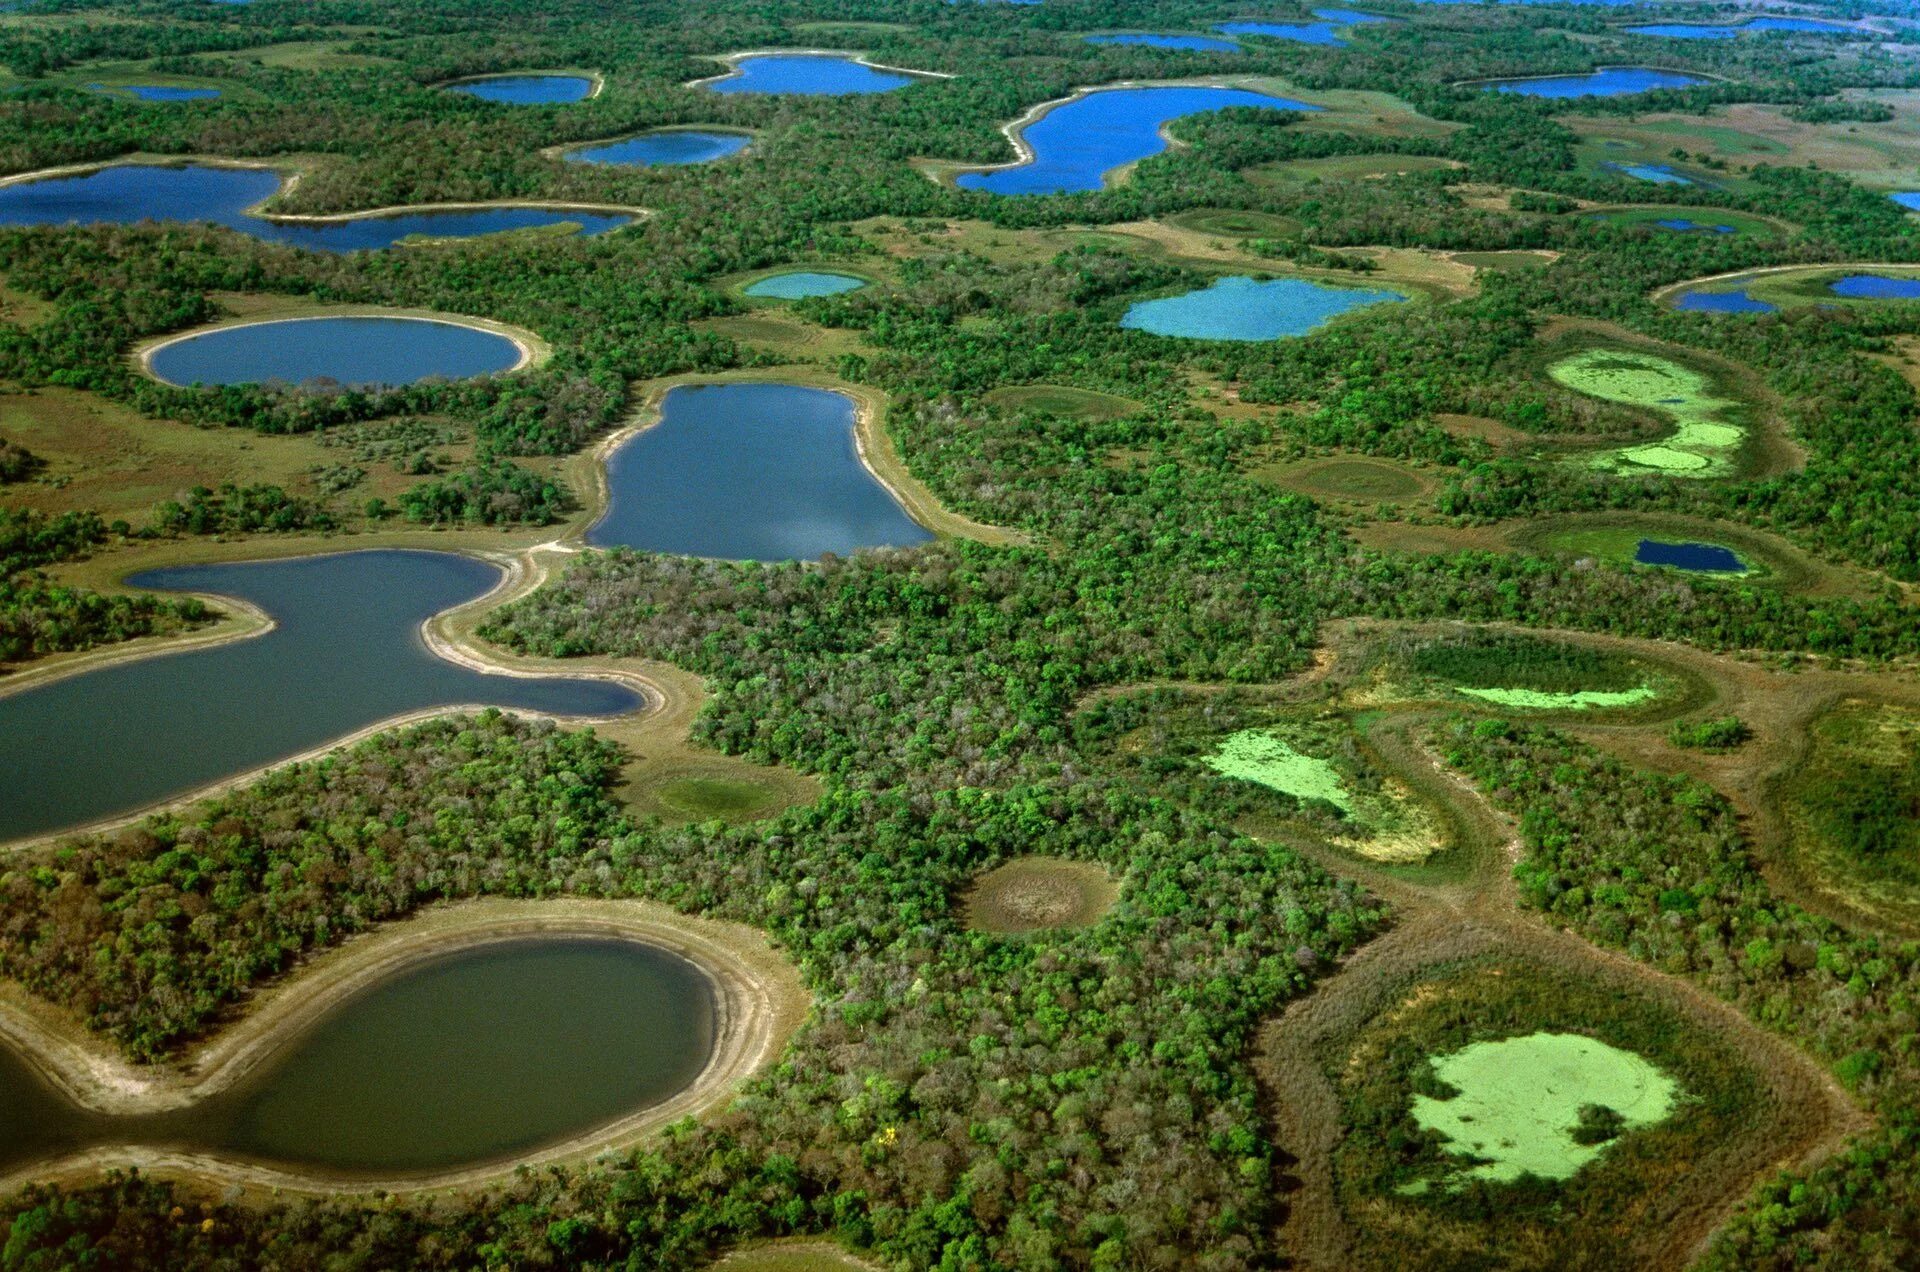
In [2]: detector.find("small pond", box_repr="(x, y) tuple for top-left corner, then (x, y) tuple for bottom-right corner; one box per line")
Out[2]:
(1121, 275), (1407, 341)
(0, 550), (642, 843)
(1891, 192), (1920, 211)
(1601, 161), (1692, 185)
(1481, 68), (1710, 98)
(147, 316), (524, 388)
(956, 85), (1319, 196)
(1083, 33), (1241, 52)
(1635, 538), (1747, 573)
(1674, 288), (1775, 314)
(1627, 18), (1848, 38)
(0, 163), (630, 250)
(447, 74), (595, 104)
(0, 937), (716, 1178)
(1656, 218), (1736, 234)
(702, 54), (920, 95)
(742, 271), (869, 299)
(1214, 20), (1349, 46)
(1314, 8), (1392, 22)
(88, 83), (220, 102)
(590, 382), (933, 560)
(1828, 274), (1920, 300)
(564, 129), (750, 166)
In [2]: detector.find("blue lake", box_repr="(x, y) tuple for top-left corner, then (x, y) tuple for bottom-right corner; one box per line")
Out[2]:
(589, 383), (934, 560)
(1483, 68), (1711, 98)
(1674, 289), (1776, 314)
(1890, 192), (1920, 211)
(743, 271), (869, 299)
(1656, 218), (1736, 234)
(1829, 274), (1920, 299)
(1602, 161), (1693, 185)
(1635, 539), (1747, 572)
(0, 551), (642, 843)
(148, 317), (524, 389)
(956, 85), (1319, 196)
(0, 163), (630, 250)
(447, 75), (594, 104)
(1121, 274), (1407, 341)
(564, 129), (750, 166)
(1214, 20), (1348, 46)
(89, 83), (220, 102)
(704, 54), (919, 95)
(1627, 18), (1848, 38)
(1084, 33), (1241, 52)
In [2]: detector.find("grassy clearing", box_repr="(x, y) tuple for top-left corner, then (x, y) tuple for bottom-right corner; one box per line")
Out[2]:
(1370, 628), (1706, 721)
(206, 41), (399, 71)
(1411, 1032), (1679, 1186)
(1245, 81), (1462, 141)
(1564, 114), (1783, 189)
(1777, 700), (1920, 933)
(693, 313), (873, 361)
(1580, 205), (1782, 237)
(622, 758), (817, 825)
(1708, 97), (1920, 187)
(1257, 456), (1434, 503)
(1449, 250), (1556, 271)
(961, 857), (1120, 935)
(1209, 729), (1354, 810)
(1168, 207), (1303, 238)
(985, 384), (1141, 420)
(1548, 346), (1746, 477)
(1247, 154), (1462, 185)
(1207, 722), (1445, 862)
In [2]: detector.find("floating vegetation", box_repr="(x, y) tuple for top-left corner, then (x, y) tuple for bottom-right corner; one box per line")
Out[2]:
(1548, 347), (1746, 476)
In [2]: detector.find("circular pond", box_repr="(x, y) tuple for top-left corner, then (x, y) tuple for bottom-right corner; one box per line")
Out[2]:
(742, 271), (869, 300)
(1122, 275), (1407, 341)
(146, 316), (527, 388)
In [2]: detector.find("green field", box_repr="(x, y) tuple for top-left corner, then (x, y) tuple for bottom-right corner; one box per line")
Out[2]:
(1246, 154), (1462, 185)
(1779, 701), (1920, 932)
(985, 384), (1141, 419)
(1209, 729), (1354, 810)
(1169, 208), (1304, 238)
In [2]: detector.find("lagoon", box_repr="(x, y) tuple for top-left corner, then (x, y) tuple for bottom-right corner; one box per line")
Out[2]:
(1602, 161), (1692, 185)
(0, 164), (630, 250)
(1627, 18), (1848, 38)
(1214, 20), (1348, 46)
(447, 75), (595, 104)
(0, 550), (641, 843)
(703, 54), (918, 95)
(89, 83), (220, 102)
(1674, 288), (1775, 313)
(1829, 274), (1920, 300)
(742, 271), (868, 299)
(1635, 538), (1746, 572)
(1121, 275), (1407, 341)
(1084, 33), (1241, 52)
(956, 85), (1318, 196)
(1891, 192), (1920, 211)
(590, 383), (933, 560)
(148, 316), (523, 388)
(564, 129), (750, 166)
(0, 937), (716, 1179)
(1482, 68), (1710, 98)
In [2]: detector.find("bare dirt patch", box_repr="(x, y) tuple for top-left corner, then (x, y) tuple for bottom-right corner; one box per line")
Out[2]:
(962, 857), (1120, 934)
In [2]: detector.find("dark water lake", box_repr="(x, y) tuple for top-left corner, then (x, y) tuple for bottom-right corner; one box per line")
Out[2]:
(956, 85), (1319, 196)
(1674, 289), (1776, 313)
(704, 54), (918, 95)
(89, 83), (220, 101)
(1121, 275), (1406, 341)
(743, 271), (868, 299)
(589, 382), (934, 560)
(1483, 68), (1710, 98)
(148, 316), (523, 388)
(447, 75), (594, 103)
(0, 164), (630, 250)
(1635, 539), (1747, 572)
(1627, 18), (1847, 38)
(1083, 33), (1240, 52)
(1829, 274), (1920, 300)
(564, 129), (751, 166)
(0, 938), (715, 1178)
(0, 551), (641, 843)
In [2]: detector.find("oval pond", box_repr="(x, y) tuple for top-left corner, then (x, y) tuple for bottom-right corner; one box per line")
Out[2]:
(447, 74), (595, 104)
(564, 129), (751, 166)
(742, 271), (868, 299)
(702, 54), (920, 95)
(147, 316), (524, 388)
(1121, 275), (1407, 341)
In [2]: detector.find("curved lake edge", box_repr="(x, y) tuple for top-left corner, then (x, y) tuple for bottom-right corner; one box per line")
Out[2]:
(0, 545), (664, 852)
(924, 76), (1320, 190)
(0, 157), (649, 236)
(1652, 260), (1920, 308)
(132, 309), (549, 386)
(0, 897), (809, 1194)
(436, 69), (606, 101)
(1449, 64), (1732, 92)
(685, 48), (953, 92)
(541, 124), (757, 163)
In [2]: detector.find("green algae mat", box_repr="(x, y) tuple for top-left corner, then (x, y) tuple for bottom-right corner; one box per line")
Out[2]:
(1455, 684), (1659, 710)
(1207, 729), (1353, 810)
(1548, 348), (1744, 477)
(1411, 1032), (1679, 1185)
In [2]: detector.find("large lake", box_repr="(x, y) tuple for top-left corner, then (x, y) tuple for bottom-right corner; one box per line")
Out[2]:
(0, 164), (631, 250)
(957, 85), (1320, 196)
(0, 937), (715, 1178)
(589, 383), (934, 560)
(0, 550), (641, 843)
(703, 54), (920, 95)
(1122, 275), (1407, 340)
(147, 316), (524, 388)
(1482, 68), (1711, 98)
(564, 129), (751, 166)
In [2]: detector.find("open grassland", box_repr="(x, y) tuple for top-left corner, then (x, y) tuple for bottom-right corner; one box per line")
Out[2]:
(1254, 456), (1437, 505)
(709, 1240), (886, 1272)
(693, 313), (874, 361)
(961, 857), (1120, 935)
(1246, 81), (1461, 141)
(1246, 154), (1463, 185)
(985, 384), (1140, 419)
(1168, 207), (1303, 238)
(1706, 96), (1920, 186)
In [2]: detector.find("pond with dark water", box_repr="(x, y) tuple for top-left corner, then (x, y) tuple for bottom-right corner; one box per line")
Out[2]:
(447, 75), (595, 104)
(147, 316), (524, 388)
(564, 129), (750, 166)
(702, 54), (920, 95)
(89, 83), (220, 101)
(1828, 274), (1920, 300)
(1635, 539), (1748, 572)
(1481, 68), (1710, 98)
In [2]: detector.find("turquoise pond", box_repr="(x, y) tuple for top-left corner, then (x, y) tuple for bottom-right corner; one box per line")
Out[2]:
(564, 129), (750, 166)
(1121, 275), (1407, 341)
(957, 85), (1318, 195)
(0, 938), (715, 1178)
(703, 54), (920, 95)
(447, 75), (595, 103)
(89, 83), (220, 102)
(1482, 68), (1710, 98)
(743, 271), (869, 299)
(147, 317), (524, 388)
(0, 163), (630, 250)
(589, 383), (933, 560)
(0, 551), (642, 843)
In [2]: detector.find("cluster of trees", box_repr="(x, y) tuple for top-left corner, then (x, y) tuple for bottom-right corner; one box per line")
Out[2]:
(0, 509), (203, 665)
(393, 455), (572, 526)
(148, 482), (334, 536)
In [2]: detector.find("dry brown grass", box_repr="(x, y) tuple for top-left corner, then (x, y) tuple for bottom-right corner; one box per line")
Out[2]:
(962, 857), (1119, 934)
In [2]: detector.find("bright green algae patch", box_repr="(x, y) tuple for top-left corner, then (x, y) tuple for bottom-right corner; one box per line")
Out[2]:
(1207, 729), (1353, 810)
(1411, 1032), (1679, 1185)
(1456, 684), (1658, 710)
(1548, 348), (1744, 477)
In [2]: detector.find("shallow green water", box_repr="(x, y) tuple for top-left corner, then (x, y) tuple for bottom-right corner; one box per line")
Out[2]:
(1206, 729), (1353, 809)
(0, 937), (716, 1179)
(1548, 348), (1744, 476)
(1455, 684), (1658, 710)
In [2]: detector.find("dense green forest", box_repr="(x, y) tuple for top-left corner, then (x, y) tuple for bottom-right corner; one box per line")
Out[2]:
(4, 0), (1920, 1267)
